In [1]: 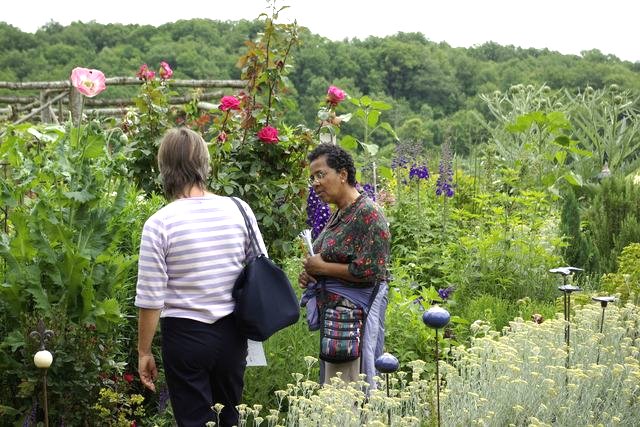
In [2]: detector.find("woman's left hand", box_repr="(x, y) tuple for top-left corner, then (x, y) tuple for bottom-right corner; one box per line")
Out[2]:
(303, 254), (326, 277)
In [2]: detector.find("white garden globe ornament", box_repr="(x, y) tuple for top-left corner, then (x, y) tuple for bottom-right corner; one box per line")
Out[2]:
(34, 349), (53, 369)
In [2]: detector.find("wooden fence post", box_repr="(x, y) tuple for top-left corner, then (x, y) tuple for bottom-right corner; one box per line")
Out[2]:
(69, 87), (83, 125)
(39, 91), (53, 123)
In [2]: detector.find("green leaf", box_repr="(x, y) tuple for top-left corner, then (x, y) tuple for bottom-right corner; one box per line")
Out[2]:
(361, 143), (379, 156)
(223, 185), (234, 195)
(64, 190), (95, 203)
(1, 329), (26, 352)
(554, 135), (571, 147)
(367, 111), (381, 128)
(370, 101), (392, 111)
(554, 150), (567, 165)
(359, 96), (372, 107)
(379, 122), (398, 140)
(562, 171), (584, 187)
(378, 165), (393, 181)
(340, 135), (358, 151)
(26, 283), (51, 313)
(82, 134), (105, 159)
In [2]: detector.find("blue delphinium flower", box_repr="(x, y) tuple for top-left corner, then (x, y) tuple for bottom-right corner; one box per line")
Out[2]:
(392, 140), (423, 170)
(357, 182), (376, 201)
(409, 164), (430, 180)
(306, 186), (331, 240)
(435, 140), (455, 198)
(437, 286), (455, 301)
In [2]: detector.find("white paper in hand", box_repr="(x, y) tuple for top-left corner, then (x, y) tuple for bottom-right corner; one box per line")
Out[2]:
(299, 229), (315, 256)
(246, 339), (267, 366)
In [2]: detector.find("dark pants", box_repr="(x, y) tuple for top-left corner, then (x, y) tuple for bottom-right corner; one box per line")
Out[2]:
(161, 315), (248, 427)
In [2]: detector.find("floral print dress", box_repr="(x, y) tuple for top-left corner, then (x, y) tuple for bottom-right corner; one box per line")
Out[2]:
(312, 193), (390, 306)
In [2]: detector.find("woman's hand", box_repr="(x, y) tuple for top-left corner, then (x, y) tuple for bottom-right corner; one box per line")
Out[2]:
(303, 254), (326, 277)
(298, 270), (317, 289)
(138, 353), (158, 392)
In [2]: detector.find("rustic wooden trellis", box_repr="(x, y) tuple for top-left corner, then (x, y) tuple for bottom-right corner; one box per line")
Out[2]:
(0, 77), (246, 124)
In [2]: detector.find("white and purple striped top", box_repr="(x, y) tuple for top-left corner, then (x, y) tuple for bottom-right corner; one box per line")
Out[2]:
(134, 195), (267, 324)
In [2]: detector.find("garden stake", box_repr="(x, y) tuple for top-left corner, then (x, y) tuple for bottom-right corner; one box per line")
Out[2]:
(422, 306), (450, 427)
(550, 266), (583, 367)
(592, 296), (616, 364)
(375, 353), (399, 426)
(30, 319), (54, 427)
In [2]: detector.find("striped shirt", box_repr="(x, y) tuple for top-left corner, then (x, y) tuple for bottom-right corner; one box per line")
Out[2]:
(134, 195), (267, 324)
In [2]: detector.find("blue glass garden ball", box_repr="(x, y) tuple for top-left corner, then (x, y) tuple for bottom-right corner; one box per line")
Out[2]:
(375, 352), (399, 373)
(422, 306), (450, 329)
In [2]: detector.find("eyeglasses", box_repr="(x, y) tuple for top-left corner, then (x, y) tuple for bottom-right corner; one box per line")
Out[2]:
(308, 170), (328, 185)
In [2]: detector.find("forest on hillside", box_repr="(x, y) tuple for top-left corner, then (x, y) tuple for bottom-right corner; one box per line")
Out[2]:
(1, 17), (639, 156)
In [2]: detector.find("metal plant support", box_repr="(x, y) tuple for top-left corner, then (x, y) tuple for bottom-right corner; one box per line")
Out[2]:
(30, 319), (54, 427)
(592, 296), (616, 364)
(422, 306), (450, 427)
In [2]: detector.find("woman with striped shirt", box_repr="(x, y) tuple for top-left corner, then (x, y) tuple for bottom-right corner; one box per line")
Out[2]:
(135, 127), (266, 427)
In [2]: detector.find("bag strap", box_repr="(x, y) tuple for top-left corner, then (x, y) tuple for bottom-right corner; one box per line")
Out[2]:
(230, 197), (262, 257)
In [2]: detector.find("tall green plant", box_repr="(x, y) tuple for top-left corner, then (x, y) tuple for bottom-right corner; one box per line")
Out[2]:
(566, 84), (640, 178)
(202, 5), (313, 261)
(582, 174), (640, 274)
(559, 186), (595, 270)
(0, 119), (144, 424)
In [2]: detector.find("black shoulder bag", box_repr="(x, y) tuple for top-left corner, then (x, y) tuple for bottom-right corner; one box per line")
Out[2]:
(230, 197), (300, 341)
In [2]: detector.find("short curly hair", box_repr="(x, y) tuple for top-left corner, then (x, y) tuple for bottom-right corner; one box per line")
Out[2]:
(307, 143), (356, 186)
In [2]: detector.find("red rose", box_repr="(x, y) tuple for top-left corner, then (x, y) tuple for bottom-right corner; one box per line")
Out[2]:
(219, 95), (241, 111)
(123, 373), (134, 383)
(257, 126), (279, 144)
(327, 85), (346, 106)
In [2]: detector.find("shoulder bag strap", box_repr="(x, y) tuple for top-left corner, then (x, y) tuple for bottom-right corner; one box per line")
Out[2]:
(230, 197), (262, 257)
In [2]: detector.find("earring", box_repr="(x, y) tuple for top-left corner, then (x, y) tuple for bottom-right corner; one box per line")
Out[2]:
(341, 180), (345, 183)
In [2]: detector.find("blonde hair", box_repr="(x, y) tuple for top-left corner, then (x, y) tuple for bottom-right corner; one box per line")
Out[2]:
(157, 127), (210, 200)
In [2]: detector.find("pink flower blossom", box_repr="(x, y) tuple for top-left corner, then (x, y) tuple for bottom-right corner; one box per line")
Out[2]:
(219, 95), (241, 111)
(70, 67), (106, 98)
(136, 64), (155, 81)
(327, 85), (346, 106)
(217, 131), (227, 142)
(159, 61), (173, 79)
(257, 126), (279, 144)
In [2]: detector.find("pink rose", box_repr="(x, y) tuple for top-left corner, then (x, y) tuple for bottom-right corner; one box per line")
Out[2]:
(327, 85), (346, 106)
(70, 67), (106, 98)
(159, 61), (173, 79)
(217, 131), (227, 142)
(257, 126), (279, 144)
(136, 64), (155, 81)
(219, 95), (241, 111)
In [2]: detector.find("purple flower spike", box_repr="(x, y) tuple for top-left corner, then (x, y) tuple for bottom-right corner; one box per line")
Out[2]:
(409, 164), (430, 180)
(435, 140), (455, 198)
(306, 186), (331, 240)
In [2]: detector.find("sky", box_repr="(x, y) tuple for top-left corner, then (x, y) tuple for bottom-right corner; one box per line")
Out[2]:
(2, 0), (639, 62)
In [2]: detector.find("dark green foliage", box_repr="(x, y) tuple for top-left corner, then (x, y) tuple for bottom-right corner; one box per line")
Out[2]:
(582, 175), (640, 274)
(559, 187), (594, 270)
(0, 119), (151, 424)
(601, 243), (640, 303)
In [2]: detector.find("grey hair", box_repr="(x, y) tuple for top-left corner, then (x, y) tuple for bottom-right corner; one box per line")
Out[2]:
(157, 127), (210, 200)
